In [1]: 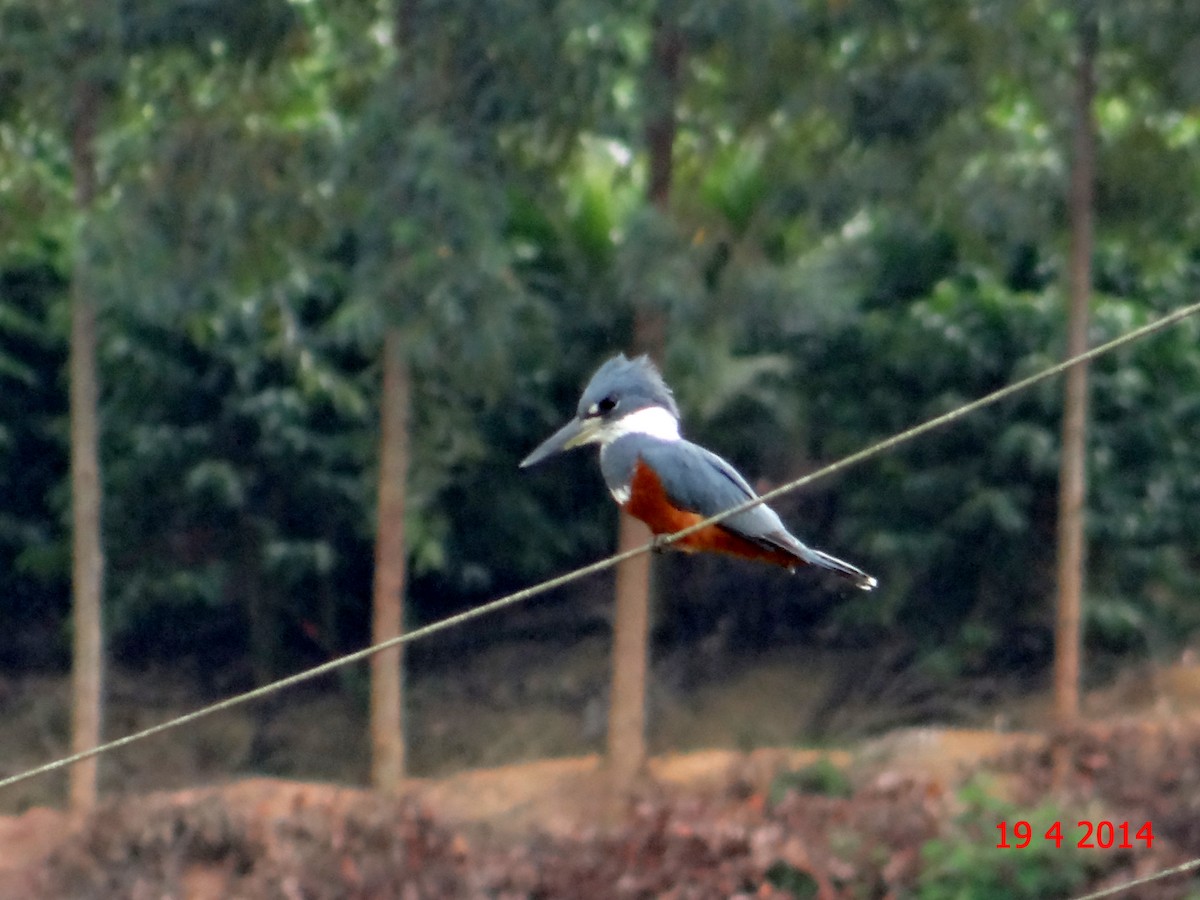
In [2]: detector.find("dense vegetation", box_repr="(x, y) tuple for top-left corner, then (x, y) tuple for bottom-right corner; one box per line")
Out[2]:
(2, 0), (1199, 691)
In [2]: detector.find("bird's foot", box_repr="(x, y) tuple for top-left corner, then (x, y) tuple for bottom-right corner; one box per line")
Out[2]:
(650, 534), (671, 555)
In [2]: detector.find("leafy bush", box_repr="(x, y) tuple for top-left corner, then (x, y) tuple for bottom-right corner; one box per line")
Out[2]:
(797, 274), (1200, 669)
(918, 779), (1091, 899)
(768, 756), (854, 804)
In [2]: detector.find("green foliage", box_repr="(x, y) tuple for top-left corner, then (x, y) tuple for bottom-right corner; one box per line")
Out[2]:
(100, 283), (375, 672)
(0, 264), (68, 665)
(119, 0), (299, 62)
(767, 757), (853, 804)
(342, 112), (517, 351)
(918, 779), (1091, 899)
(764, 860), (819, 898)
(800, 272), (1200, 667)
(1, 0), (1200, 689)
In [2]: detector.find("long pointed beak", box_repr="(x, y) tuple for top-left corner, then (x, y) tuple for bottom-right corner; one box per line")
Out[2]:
(519, 417), (598, 468)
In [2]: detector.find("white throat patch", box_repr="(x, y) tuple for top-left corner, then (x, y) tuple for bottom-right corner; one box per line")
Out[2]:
(600, 405), (681, 445)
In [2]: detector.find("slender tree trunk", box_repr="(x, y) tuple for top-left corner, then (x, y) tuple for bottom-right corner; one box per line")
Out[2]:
(643, 9), (681, 211)
(366, 0), (423, 794)
(606, 5), (681, 789)
(1054, 8), (1097, 731)
(371, 328), (409, 788)
(68, 76), (104, 812)
(240, 525), (276, 687)
(608, 515), (653, 787)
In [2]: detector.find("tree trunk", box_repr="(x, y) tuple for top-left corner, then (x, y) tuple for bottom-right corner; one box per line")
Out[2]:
(371, 327), (410, 788)
(608, 513), (653, 787)
(643, 9), (681, 210)
(606, 4), (681, 789)
(68, 76), (104, 812)
(240, 524), (276, 687)
(1054, 8), (1097, 731)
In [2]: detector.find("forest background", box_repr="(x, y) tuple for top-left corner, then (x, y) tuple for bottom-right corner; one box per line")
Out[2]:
(2, 0), (1200, 823)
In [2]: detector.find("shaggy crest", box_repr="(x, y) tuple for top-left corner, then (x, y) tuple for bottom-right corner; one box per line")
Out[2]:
(576, 353), (680, 420)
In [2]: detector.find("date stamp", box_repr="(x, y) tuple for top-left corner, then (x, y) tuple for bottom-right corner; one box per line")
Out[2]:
(996, 821), (1154, 850)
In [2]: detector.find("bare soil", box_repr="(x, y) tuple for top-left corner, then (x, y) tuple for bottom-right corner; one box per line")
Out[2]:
(3, 643), (1200, 897)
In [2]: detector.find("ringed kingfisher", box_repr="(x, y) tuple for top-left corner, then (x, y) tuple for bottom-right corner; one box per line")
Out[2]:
(520, 354), (876, 590)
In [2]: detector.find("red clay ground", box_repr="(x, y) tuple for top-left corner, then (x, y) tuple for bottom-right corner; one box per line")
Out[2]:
(5, 655), (1200, 897)
(4, 721), (1198, 898)
(0, 735), (1021, 898)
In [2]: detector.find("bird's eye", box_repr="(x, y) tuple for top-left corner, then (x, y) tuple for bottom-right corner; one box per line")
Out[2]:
(597, 396), (618, 414)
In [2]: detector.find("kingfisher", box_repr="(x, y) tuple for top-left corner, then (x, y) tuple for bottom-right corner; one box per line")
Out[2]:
(520, 354), (876, 590)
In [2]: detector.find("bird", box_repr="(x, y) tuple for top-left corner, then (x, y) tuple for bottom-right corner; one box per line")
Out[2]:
(520, 353), (877, 590)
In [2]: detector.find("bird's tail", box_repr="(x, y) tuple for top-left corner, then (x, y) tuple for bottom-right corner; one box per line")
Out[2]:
(799, 546), (877, 591)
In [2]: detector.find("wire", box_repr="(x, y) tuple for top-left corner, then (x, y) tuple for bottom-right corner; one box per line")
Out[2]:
(0, 544), (651, 792)
(1069, 857), (1200, 899)
(1, 299), (1198, 796)
(656, 299), (1200, 552)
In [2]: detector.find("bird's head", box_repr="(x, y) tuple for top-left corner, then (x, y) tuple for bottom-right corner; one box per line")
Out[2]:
(520, 354), (681, 468)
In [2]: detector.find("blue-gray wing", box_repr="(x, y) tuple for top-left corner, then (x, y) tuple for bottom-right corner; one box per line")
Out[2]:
(638, 440), (798, 549)
(609, 437), (877, 589)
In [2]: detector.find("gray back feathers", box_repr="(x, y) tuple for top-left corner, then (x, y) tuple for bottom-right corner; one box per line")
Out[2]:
(601, 434), (791, 542)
